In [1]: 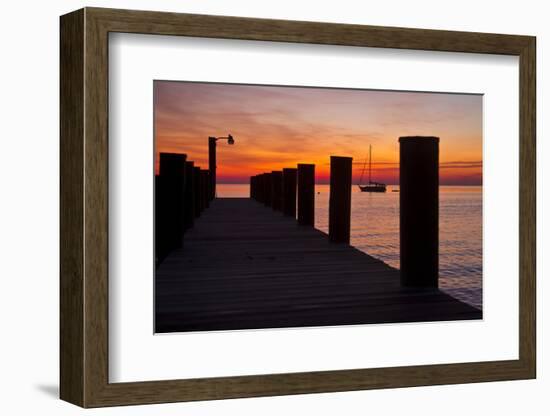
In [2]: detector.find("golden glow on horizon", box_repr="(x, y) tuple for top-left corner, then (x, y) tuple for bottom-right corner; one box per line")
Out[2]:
(154, 81), (483, 185)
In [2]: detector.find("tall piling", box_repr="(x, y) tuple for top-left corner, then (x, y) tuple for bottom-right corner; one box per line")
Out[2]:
(157, 153), (187, 261)
(208, 137), (216, 200)
(263, 173), (272, 207)
(193, 166), (201, 217)
(328, 156), (352, 243)
(183, 161), (195, 230)
(154, 175), (165, 267)
(271, 171), (283, 211)
(282, 168), (297, 217)
(399, 136), (439, 288)
(201, 170), (210, 209)
(297, 164), (315, 226)
(262, 173), (270, 205)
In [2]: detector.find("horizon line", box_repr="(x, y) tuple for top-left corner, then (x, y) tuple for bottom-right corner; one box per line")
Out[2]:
(215, 183), (483, 186)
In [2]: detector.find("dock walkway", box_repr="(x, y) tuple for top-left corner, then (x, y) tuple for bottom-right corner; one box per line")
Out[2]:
(155, 198), (481, 332)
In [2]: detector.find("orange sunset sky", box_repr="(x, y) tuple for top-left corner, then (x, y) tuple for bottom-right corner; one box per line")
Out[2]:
(154, 81), (482, 185)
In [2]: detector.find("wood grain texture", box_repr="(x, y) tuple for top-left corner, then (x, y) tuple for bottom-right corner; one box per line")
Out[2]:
(59, 7), (537, 408)
(59, 8), (84, 406)
(155, 198), (481, 333)
(518, 38), (536, 375)
(89, 7), (532, 54)
(82, 9), (110, 407)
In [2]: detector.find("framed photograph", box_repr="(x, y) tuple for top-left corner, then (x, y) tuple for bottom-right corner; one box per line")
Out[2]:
(60, 7), (536, 407)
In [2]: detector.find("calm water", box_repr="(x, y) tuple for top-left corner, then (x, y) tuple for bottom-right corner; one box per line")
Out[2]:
(217, 184), (482, 309)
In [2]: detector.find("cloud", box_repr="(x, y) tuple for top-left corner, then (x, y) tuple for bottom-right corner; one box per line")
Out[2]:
(154, 81), (482, 185)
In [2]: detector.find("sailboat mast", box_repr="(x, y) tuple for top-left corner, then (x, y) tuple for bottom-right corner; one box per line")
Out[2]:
(368, 145), (372, 184)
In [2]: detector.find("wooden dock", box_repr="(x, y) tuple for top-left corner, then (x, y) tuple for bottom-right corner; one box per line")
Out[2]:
(155, 198), (481, 333)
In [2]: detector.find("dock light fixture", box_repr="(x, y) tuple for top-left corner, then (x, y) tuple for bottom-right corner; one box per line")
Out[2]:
(208, 134), (236, 199)
(210, 134), (235, 145)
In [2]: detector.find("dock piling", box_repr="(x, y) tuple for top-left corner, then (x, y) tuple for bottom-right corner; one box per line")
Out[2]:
(329, 156), (352, 243)
(201, 170), (210, 209)
(271, 171), (283, 211)
(157, 153), (187, 259)
(255, 174), (262, 202)
(265, 173), (272, 206)
(399, 136), (439, 288)
(297, 164), (315, 226)
(258, 174), (265, 203)
(208, 137), (216, 200)
(282, 168), (298, 217)
(193, 166), (202, 217)
(184, 161), (195, 230)
(154, 175), (166, 267)
(256, 174), (262, 203)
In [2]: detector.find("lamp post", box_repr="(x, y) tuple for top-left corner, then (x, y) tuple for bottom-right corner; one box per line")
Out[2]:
(208, 134), (235, 200)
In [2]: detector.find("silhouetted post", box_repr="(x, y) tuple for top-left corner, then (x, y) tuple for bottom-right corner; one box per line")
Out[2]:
(256, 175), (261, 201)
(257, 175), (261, 201)
(208, 137), (216, 200)
(263, 173), (272, 207)
(159, 153), (186, 254)
(259, 174), (267, 204)
(198, 169), (206, 213)
(193, 166), (202, 217)
(271, 171), (283, 211)
(329, 156), (352, 243)
(160, 152), (186, 177)
(250, 176), (255, 199)
(399, 136), (439, 288)
(206, 170), (211, 207)
(183, 161), (195, 230)
(154, 175), (166, 267)
(201, 170), (210, 209)
(282, 168), (297, 217)
(297, 164), (315, 226)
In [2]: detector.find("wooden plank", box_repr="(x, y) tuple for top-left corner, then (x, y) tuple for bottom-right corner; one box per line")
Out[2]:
(156, 198), (481, 333)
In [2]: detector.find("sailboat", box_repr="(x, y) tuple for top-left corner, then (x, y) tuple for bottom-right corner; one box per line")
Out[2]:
(357, 145), (387, 193)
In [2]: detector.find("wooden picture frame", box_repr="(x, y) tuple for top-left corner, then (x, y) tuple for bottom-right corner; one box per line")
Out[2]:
(60, 7), (536, 408)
